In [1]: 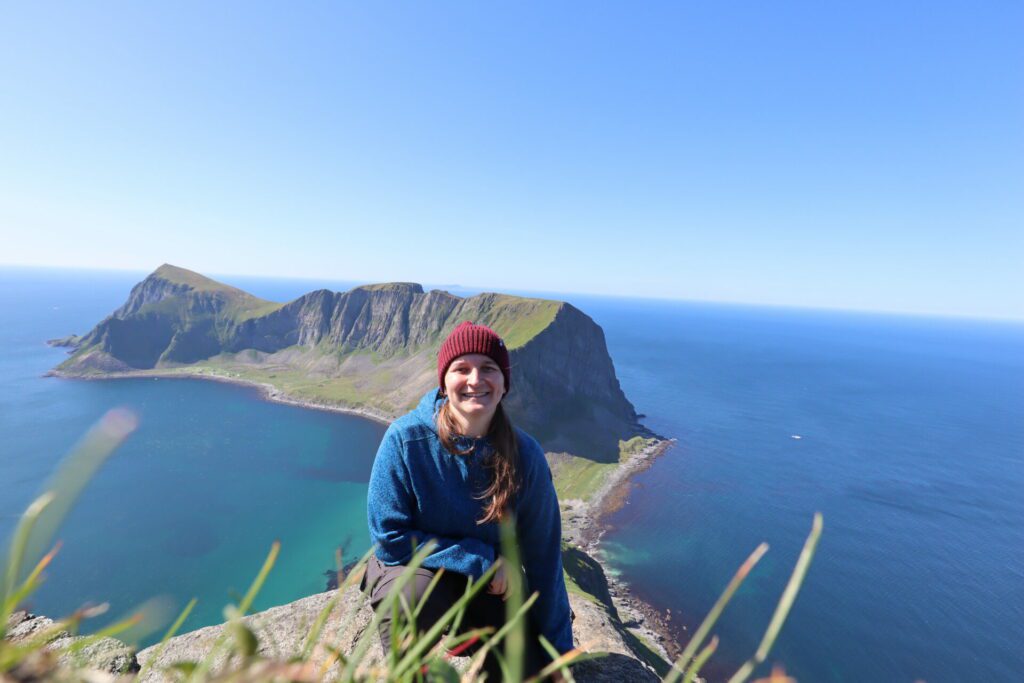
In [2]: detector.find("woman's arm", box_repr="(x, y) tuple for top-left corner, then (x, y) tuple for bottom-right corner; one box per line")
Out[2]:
(516, 434), (574, 654)
(367, 426), (496, 579)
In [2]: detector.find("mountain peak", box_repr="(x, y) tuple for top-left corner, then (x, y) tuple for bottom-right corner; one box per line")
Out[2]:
(151, 264), (243, 295)
(354, 282), (425, 295)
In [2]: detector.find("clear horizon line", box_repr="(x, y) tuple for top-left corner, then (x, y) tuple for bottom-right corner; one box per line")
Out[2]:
(2, 260), (1022, 325)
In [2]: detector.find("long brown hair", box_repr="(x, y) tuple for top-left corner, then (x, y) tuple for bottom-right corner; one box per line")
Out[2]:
(437, 398), (520, 524)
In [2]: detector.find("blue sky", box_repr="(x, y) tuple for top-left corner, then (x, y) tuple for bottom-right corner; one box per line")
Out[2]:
(1, 2), (1021, 318)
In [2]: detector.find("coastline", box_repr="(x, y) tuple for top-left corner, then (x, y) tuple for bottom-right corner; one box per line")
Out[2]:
(45, 367), (394, 426)
(47, 367), (682, 667)
(561, 438), (682, 663)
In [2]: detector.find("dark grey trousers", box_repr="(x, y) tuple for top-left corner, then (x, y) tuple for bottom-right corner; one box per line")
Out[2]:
(362, 555), (551, 680)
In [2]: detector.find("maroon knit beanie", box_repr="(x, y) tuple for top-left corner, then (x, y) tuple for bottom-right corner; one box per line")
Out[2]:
(437, 321), (511, 394)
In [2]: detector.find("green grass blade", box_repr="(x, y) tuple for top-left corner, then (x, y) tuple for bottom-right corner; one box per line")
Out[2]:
(437, 625), (490, 654)
(14, 409), (137, 585)
(727, 512), (823, 683)
(391, 561), (499, 678)
(1, 577), (42, 625)
(398, 591), (417, 637)
(499, 516), (526, 683)
(1, 543), (60, 634)
(664, 542), (769, 683)
(533, 644), (590, 681)
(64, 612), (143, 655)
(239, 540), (280, 616)
(492, 648), (512, 683)
(310, 551), (374, 678)
(340, 542), (442, 681)
(191, 541), (282, 680)
(326, 548), (373, 640)
(682, 636), (718, 683)
(388, 594), (403, 673)
(138, 597), (197, 676)
(463, 591), (539, 681)
(536, 633), (577, 683)
(438, 577), (473, 663)
(412, 567), (446, 621)
(300, 592), (341, 660)
(0, 618), (78, 671)
(2, 492), (55, 629)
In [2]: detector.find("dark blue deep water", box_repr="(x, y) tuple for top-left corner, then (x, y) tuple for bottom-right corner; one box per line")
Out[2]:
(1, 267), (1022, 681)
(580, 297), (1024, 683)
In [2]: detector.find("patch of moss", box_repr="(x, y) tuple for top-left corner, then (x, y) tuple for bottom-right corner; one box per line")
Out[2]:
(619, 436), (656, 458)
(549, 456), (618, 502)
(470, 296), (561, 350)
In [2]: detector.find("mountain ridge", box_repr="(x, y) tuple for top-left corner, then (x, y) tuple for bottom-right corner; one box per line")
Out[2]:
(53, 265), (643, 460)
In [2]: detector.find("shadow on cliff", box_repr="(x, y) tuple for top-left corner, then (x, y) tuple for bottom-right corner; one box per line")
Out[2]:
(561, 544), (671, 677)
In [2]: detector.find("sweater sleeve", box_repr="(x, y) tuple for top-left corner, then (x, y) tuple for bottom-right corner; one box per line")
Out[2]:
(516, 436), (575, 654)
(367, 426), (496, 579)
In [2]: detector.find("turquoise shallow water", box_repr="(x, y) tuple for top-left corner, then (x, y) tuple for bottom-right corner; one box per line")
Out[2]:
(0, 268), (384, 641)
(2, 268), (1023, 681)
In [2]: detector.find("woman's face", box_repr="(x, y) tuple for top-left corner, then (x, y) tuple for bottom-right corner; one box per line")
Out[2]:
(444, 353), (505, 428)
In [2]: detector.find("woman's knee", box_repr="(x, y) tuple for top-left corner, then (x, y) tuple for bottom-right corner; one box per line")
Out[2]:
(365, 558), (457, 642)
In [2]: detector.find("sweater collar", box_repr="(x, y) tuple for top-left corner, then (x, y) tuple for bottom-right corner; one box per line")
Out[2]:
(412, 389), (445, 435)
(412, 389), (493, 452)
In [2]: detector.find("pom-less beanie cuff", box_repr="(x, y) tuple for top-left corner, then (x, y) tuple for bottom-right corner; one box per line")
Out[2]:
(437, 321), (511, 394)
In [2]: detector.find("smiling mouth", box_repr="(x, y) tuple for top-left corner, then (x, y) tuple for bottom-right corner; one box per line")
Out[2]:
(461, 391), (490, 399)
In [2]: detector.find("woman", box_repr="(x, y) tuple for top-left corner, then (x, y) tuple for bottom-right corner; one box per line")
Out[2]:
(364, 320), (573, 678)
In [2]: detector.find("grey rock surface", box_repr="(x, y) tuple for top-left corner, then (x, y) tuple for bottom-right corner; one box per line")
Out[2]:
(136, 588), (375, 681)
(135, 586), (661, 682)
(5, 610), (139, 674)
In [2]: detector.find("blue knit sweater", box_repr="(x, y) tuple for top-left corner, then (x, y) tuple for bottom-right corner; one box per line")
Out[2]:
(366, 389), (574, 653)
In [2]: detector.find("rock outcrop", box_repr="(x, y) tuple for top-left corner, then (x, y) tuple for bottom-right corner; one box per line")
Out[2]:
(53, 265), (643, 459)
(134, 547), (666, 682)
(5, 609), (139, 674)
(2, 549), (667, 681)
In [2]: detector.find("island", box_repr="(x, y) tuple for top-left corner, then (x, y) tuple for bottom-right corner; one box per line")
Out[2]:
(39, 264), (679, 680)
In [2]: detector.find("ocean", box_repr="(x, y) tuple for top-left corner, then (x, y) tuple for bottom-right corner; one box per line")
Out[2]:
(1, 267), (1021, 682)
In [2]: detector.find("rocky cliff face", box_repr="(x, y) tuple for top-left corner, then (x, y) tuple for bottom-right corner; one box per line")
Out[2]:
(504, 305), (638, 461)
(55, 265), (643, 458)
(65, 265), (282, 371)
(226, 283), (454, 354)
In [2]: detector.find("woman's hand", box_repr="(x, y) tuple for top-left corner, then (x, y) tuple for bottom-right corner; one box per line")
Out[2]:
(487, 557), (509, 600)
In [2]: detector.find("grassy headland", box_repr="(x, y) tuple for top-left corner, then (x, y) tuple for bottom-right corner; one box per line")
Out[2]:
(52, 265), (644, 462)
